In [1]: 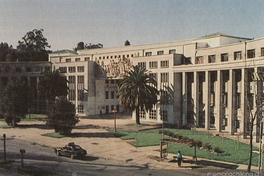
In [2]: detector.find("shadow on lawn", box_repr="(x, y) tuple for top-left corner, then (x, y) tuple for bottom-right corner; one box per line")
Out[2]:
(67, 132), (126, 138)
(16, 124), (102, 130)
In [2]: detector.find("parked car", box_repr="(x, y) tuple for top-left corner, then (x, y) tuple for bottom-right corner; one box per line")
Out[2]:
(54, 142), (87, 159)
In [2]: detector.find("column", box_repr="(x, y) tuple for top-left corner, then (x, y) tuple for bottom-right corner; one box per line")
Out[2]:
(228, 69), (235, 135)
(205, 71), (210, 130)
(193, 72), (199, 127)
(215, 70), (222, 132)
(182, 72), (187, 126)
(241, 68), (246, 138)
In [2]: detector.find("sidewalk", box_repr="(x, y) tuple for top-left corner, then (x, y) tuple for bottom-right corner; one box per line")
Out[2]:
(0, 117), (259, 173)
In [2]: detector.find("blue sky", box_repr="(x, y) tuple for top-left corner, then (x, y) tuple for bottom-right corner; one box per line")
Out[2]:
(1, 0), (264, 51)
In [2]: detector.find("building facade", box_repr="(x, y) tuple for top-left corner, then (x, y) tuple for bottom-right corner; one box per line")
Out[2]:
(49, 33), (264, 140)
(0, 61), (51, 114)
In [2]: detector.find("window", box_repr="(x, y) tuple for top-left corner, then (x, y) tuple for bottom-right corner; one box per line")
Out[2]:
(111, 91), (114, 99)
(66, 58), (71, 62)
(77, 75), (84, 83)
(222, 92), (228, 107)
(138, 62), (146, 68)
(234, 51), (242, 60)
(150, 73), (157, 81)
(139, 107), (146, 119)
(16, 67), (21, 72)
(161, 72), (169, 83)
(145, 52), (152, 56)
(75, 58), (80, 62)
(77, 66), (84, 72)
(105, 91), (109, 99)
(77, 105), (84, 113)
(235, 93), (241, 108)
(247, 49), (255, 58)
(68, 76), (75, 101)
(85, 57), (90, 61)
(69, 66), (76, 73)
(111, 79), (114, 84)
(221, 53), (228, 62)
(149, 109), (157, 120)
(149, 61), (157, 69)
(26, 67), (31, 72)
(160, 110), (168, 121)
(196, 56), (203, 64)
(59, 67), (67, 73)
(169, 49), (176, 54)
(208, 55), (215, 63)
(157, 51), (164, 55)
(261, 47), (264, 56)
(161, 60), (169, 68)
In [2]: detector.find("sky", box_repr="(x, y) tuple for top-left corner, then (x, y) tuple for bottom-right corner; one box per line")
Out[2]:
(1, 0), (264, 51)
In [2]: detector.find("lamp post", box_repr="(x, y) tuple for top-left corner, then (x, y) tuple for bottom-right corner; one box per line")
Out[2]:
(113, 107), (117, 132)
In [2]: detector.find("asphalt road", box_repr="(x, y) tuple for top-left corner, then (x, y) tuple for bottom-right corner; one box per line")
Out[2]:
(1, 137), (256, 176)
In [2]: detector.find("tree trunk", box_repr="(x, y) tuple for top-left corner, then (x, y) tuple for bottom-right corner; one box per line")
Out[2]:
(247, 121), (253, 173)
(136, 106), (140, 124)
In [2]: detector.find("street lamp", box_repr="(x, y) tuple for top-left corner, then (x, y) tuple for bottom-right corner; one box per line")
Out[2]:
(113, 107), (117, 132)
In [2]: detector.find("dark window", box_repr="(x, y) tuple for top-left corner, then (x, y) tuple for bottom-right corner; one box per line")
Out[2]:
(221, 53), (228, 62)
(247, 49), (255, 58)
(106, 91), (109, 99)
(157, 51), (164, 55)
(234, 51), (242, 60)
(208, 55), (215, 63)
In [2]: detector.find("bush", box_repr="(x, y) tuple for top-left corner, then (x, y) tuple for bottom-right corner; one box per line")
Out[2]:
(194, 140), (202, 147)
(212, 146), (221, 153)
(202, 143), (211, 150)
(47, 97), (79, 135)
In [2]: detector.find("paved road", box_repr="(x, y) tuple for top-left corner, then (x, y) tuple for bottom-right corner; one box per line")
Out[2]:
(0, 118), (260, 175)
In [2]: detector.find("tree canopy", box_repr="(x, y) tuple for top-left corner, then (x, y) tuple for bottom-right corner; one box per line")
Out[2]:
(38, 69), (69, 102)
(118, 65), (159, 124)
(0, 78), (30, 126)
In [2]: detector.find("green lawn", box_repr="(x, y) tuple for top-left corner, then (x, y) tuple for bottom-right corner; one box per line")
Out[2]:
(113, 128), (259, 166)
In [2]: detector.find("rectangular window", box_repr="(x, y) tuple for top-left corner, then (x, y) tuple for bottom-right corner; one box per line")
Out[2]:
(157, 51), (164, 55)
(68, 76), (75, 101)
(111, 91), (114, 99)
(69, 66), (76, 73)
(145, 52), (152, 56)
(247, 49), (255, 58)
(160, 110), (168, 121)
(149, 61), (157, 69)
(26, 67), (31, 72)
(221, 53), (228, 62)
(139, 107), (146, 119)
(261, 47), (264, 56)
(77, 105), (84, 113)
(161, 72), (169, 83)
(16, 67), (21, 72)
(149, 109), (157, 120)
(235, 93), (241, 108)
(59, 67), (67, 73)
(208, 55), (215, 63)
(169, 49), (176, 54)
(77, 66), (84, 72)
(77, 75), (84, 83)
(66, 58), (71, 62)
(75, 58), (80, 62)
(150, 73), (157, 81)
(161, 60), (169, 68)
(106, 91), (109, 99)
(138, 62), (146, 68)
(234, 51), (242, 60)
(196, 56), (203, 64)
(85, 57), (90, 61)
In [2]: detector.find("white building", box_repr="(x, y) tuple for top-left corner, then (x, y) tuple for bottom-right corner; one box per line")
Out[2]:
(49, 33), (264, 141)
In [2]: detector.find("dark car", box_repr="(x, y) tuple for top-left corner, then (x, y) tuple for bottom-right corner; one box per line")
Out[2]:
(54, 142), (87, 159)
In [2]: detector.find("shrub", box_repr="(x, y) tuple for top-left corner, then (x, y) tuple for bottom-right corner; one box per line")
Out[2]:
(202, 143), (211, 150)
(194, 140), (202, 147)
(212, 146), (221, 153)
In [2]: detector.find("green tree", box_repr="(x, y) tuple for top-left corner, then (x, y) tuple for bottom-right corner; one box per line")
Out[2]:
(17, 29), (50, 61)
(47, 97), (79, 134)
(38, 69), (69, 102)
(118, 65), (158, 124)
(0, 78), (30, 126)
(124, 40), (131, 46)
(74, 41), (85, 51)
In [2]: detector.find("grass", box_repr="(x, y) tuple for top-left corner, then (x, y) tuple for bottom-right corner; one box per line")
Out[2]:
(17, 166), (59, 176)
(0, 159), (15, 165)
(113, 128), (259, 166)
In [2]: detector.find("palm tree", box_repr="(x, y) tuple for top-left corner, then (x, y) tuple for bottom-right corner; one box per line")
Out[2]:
(118, 65), (159, 124)
(38, 69), (69, 109)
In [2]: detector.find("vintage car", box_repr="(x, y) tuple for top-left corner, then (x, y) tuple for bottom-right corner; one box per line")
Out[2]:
(54, 142), (87, 159)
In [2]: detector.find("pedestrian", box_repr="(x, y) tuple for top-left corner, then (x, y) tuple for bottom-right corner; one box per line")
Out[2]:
(177, 151), (182, 167)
